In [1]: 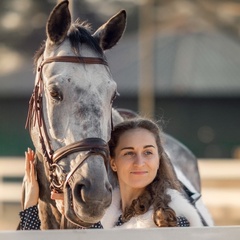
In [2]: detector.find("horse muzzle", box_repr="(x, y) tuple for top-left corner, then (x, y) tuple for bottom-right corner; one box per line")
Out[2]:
(49, 138), (112, 227)
(64, 175), (112, 227)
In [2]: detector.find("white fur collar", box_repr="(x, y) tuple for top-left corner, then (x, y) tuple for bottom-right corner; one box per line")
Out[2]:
(101, 188), (203, 229)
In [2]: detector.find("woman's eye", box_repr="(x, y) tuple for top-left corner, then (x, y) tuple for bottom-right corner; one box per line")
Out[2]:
(144, 150), (153, 155)
(124, 152), (134, 156)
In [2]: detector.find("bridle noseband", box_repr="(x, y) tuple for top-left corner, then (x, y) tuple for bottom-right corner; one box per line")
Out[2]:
(26, 55), (110, 192)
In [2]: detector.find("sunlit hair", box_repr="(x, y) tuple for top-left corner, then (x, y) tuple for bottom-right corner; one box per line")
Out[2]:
(108, 118), (182, 227)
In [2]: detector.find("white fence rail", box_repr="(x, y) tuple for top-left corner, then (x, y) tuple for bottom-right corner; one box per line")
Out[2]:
(1, 227), (240, 240)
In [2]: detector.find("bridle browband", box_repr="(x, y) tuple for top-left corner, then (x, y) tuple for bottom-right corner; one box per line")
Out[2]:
(39, 55), (108, 67)
(26, 55), (110, 194)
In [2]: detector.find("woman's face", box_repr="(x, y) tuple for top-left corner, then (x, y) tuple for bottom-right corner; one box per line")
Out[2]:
(111, 128), (160, 192)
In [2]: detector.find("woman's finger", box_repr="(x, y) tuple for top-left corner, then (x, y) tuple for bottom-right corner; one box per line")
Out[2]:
(27, 148), (36, 182)
(28, 148), (35, 161)
(24, 148), (35, 182)
(51, 191), (64, 201)
(51, 191), (64, 214)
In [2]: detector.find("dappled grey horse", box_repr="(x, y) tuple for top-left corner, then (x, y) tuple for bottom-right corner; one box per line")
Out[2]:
(21, 0), (213, 229)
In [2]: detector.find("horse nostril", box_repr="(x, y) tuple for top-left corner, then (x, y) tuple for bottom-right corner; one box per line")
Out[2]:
(74, 184), (86, 203)
(72, 180), (112, 205)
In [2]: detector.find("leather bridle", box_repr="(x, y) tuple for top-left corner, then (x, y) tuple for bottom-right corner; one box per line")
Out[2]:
(26, 55), (110, 193)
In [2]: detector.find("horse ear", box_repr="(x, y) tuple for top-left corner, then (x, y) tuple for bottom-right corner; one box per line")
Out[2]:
(93, 10), (127, 50)
(46, 0), (71, 45)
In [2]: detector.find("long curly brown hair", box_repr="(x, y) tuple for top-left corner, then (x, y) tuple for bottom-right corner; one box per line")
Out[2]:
(108, 118), (182, 227)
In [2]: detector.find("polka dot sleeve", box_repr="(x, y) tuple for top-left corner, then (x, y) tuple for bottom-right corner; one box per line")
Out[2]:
(177, 216), (190, 227)
(89, 222), (103, 229)
(19, 205), (41, 230)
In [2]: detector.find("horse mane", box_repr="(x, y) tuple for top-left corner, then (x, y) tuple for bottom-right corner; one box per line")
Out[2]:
(33, 19), (105, 70)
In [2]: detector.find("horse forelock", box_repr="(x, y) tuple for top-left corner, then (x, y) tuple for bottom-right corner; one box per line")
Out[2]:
(68, 20), (104, 57)
(33, 20), (105, 70)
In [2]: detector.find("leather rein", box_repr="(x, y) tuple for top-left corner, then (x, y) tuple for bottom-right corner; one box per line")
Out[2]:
(26, 55), (110, 192)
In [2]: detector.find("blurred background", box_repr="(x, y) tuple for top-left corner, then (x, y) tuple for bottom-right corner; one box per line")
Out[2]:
(0, 0), (239, 230)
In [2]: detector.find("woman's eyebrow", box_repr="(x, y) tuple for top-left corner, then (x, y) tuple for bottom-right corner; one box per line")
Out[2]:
(120, 147), (134, 151)
(143, 145), (155, 149)
(121, 145), (155, 151)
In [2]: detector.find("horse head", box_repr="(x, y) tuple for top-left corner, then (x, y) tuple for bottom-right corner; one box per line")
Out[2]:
(26, 0), (126, 229)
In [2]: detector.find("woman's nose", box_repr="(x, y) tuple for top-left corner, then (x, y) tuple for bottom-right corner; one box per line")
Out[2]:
(133, 154), (145, 166)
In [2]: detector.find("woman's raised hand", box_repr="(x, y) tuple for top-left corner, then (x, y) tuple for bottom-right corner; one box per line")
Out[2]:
(23, 148), (39, 209)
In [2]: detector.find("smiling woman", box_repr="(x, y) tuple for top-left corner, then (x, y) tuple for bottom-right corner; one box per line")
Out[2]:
(110, 127), (160, 194)
(103, 117), (204, 228)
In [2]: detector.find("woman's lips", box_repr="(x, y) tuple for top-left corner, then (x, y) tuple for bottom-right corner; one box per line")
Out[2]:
(130, 171), (148, 175)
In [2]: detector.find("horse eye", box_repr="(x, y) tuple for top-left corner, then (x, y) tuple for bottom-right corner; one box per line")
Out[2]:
(111, 91), (119, 103)
(50, 90), (63, 101)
